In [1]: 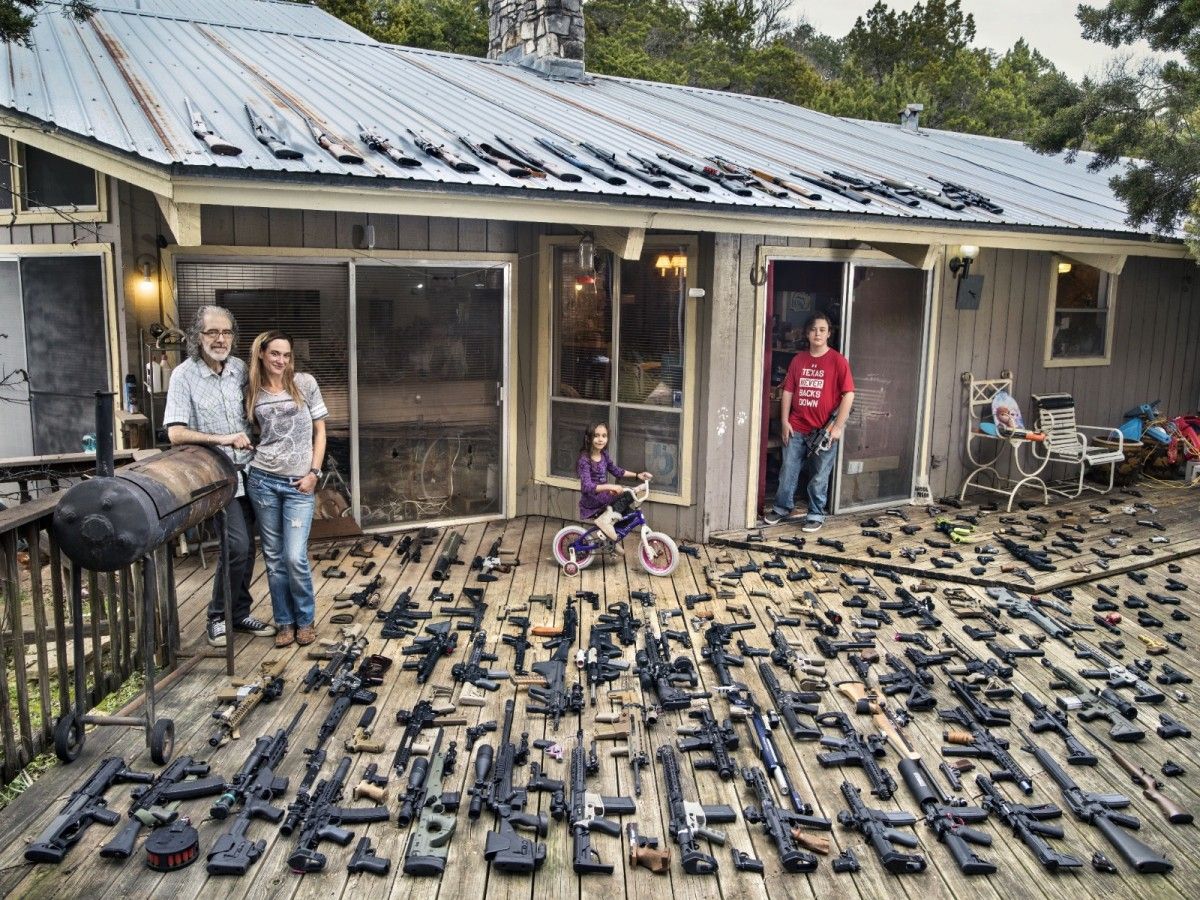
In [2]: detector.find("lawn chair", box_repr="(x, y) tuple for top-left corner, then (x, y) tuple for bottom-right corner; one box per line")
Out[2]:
(1030, 393), (1125, 498)
(959, 372), (1050, 510)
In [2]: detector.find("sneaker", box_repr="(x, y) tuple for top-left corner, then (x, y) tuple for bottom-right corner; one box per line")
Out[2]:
(801, 518), (824, 533)
(206, 618), (226, 647)
(234, 615), (278, 637)
(762, 510), (785, 526)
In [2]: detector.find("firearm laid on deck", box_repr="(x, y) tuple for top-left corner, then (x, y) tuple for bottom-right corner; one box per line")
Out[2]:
(759, 661), (821, 740)
(569, 729), (637, 874)
(939, 705), (1034, 794)
(657, 744), (738, 875)
(636, 625), (710, 711)
(675, 707), (739, 779)
(208, 657), (287, 747)
(286, 755), (390, 872)
(403, 729), (463, 875)
(815, 709), (896, 799)
(836, 780), (925, 874)
(897, 757), (994, 875)
(741, 765), (830, 872)
(99, 755), (225, 859)
(527, 627), (584, 730)
(1078, 726), (1193, 824)
(975, 774), (1082, 870)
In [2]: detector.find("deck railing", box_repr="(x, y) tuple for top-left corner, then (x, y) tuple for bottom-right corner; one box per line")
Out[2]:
(0, 496), (174, 783)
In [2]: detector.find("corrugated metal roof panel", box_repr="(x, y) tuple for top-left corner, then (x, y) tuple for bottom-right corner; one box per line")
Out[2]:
(0, 0), (1167, 240)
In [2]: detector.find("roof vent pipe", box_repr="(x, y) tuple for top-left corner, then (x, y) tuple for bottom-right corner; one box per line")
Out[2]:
(900, 103), (924, 132)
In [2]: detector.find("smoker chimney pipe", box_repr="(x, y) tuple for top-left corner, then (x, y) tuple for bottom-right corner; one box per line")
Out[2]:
(95, 391), (116, 478)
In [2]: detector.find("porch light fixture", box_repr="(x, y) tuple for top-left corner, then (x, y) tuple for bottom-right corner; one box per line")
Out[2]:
(1058, 261), (1072, 275)
(578, 233), (595, 273)
(135, 255), (158, 297)
(949, 244), (983, 310)
(948, 244), (979, 281)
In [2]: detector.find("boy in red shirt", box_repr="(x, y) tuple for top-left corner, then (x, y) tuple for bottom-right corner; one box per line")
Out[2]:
(763, 313), (855, 531)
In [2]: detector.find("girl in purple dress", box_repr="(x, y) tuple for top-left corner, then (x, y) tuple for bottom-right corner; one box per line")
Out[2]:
(576, 422), (651, 551)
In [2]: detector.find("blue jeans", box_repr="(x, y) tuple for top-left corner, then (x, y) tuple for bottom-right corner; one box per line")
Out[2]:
(247, 468), (316, 628)
(772, 433), (838, 522)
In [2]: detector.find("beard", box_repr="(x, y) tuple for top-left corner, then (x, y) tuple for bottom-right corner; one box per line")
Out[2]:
(204, 345), (232, 364)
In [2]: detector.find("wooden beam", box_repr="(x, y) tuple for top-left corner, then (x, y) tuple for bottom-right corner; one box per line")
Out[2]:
(592, 226), (645, 260)
(869, 241), (937, 269)
(155, 196), (202, 246)
(1060, 251), (1127, 275)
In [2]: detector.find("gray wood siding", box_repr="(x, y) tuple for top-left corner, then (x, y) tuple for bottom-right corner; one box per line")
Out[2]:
(927, 250), (1200, 498)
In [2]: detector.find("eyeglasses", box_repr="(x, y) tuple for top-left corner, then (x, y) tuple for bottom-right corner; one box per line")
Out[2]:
(201, 329), (235, 339)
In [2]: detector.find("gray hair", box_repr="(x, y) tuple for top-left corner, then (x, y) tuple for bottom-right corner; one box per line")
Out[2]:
(185, 305), (239, 360)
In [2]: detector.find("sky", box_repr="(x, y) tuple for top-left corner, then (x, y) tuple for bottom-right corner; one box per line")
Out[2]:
(794, 1), (1157, 82)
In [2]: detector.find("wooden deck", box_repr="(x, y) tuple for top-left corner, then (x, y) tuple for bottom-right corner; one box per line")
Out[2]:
(0, 502), (1198, 900)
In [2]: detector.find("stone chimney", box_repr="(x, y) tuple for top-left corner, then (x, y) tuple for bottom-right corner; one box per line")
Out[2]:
(489, 0), (585, 80)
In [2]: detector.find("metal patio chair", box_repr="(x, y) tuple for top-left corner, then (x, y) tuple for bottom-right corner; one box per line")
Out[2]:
(959, 372), (1050, 510)
(1030, 393), (1125, 498)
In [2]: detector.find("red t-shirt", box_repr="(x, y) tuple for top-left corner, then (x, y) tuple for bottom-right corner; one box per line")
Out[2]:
(782, 349), (854, 434)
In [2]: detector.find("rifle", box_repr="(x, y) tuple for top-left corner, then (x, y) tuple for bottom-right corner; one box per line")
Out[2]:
(357, 123), (421, 167)
(244, 104), (303, 159)
(296, 111), (362, 163)
(939, 706), (1033, 794)
(708, 156), (790, 197)
(392, 698), (463, 777)
(535, 136), (626, 184)
(473, 699), (552, 872)
(281, 747), (328, 837)
(580, 142), (671, 188)
(334, 573), (385, 610)
(836, 780), (925, 873)
(879, 176), (965, 210)
(492, 135), (581, 181)
(793, 172), (872, 204)
(582, 623), (628, 705)
(24, 757), (152, 863)
(997, 536), (1056, 571)
(502, 615), (533, 675)
(878, 653), (936, 711)
(478, 140), (546, 177)
(302, 625), (369, 693)
(452, 630), (508, 691)
(929, 177), (1004, 214)
(1078, 726), (1193, 824)
(458, 135), (533, 177)
(758, 662), (820, 740)
(1021, 691), (1097, 765)
(527, 633), (584, 730)
(287, 756), (390, 872)
(607, 703), (650, 796)
(569, 729), (636, 873)
(406, 129), (478, 171)
(824, 169), (920, 206)
(206, 706), (306, 875)
(652, 152), (752, 195)
(815, 710), (896, 799)
(627, 151), (711, 191)
(430, 530), (465, 579)
(741, 765), (829, 872)
(401, 620), (459, 684)
(701, 620), (755, 685)
(897, 758), (995, 875)
(1073, 639), (1166, 704)
(975, 774), (1082, 869)
(657, 745), (737, 874)
(208, 656), (288, 747)
(675, 707), (739, 779)
(376, 587), (429, 639)
(879, 587), (942, 629)
(403, 730), (463, 875)
(724, 687), (819, 817)
(184, 98), (241, 156)
(1018, 729), (1172, 872)
(986, 586), (1071, 642)
(99, 756), (224, 859)
(598, 601), (641, 646)
(635, 626), (709, 710)
(946, 678), (1011, 727)
(1041, 659), (1144, 742)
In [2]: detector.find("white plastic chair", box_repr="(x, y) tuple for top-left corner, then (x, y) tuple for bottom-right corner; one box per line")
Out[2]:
(1030, 393), (1125, 498)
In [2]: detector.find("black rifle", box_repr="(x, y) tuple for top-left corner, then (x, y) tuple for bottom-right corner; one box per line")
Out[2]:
(975, 774), (1082, 869)
(458, 135), (532, 177)
(627, 151), (711, 191)
(527, 634), (584, 730)
(815, 710), (896, 799)
(794, 172), (872, 204)
(1018, 730), (1172, 873)
(392, 699), (458, 777)
(25, 757), (152, 863)
(583, 623), (628, 705)
(207, 706), (305, 875)
(472, 699), (551, 872)
(815, 635), (877, 658)
(376, 587), (429, 638)
(401, 620), (459, 684)
(440, 585), (489, 633)
(879, 176), (965, 210)
(99, 756), (224, 859)
(1074, 639), (1166, 704)
(675, 707), (739, 780)
(939, 706), (1033, 794)
(897, 758), (994, 875)
(569, 729), (636, 873)
(287, 755), (389, 872)
(403, 729), (462, 875)
(493, 135), (582, 181)
(1020, 691), (1098, 765)
(929, 177), (1004, 214)
(657, 745), (737, 874)
(431, 530), (465, 579)
(635, 626), (709, 710)
(302, 627), (369, 694)
(599, 601), (641, 646)
(824, 170), (921, 206)
(535, 137), (626, 184)
(656, 152), (753, 195)
(452, 630), (508, 691)
(941, 631), (1012, 681)
(741, 765), (828, 872)
(997, 537), (1056, 572)
(758, 662), (820, 740)
(280, 747), (327, 836)
(502, 616), (533, 675)
(724, 687), (820, 818)
(580, 142), (671, 188)
(878, 653), (936, 711)
(837, 780), (925, 873)
(946, 678), (1011, 727)
(880, 588), (942, 629)
(701, 620), (755, 685)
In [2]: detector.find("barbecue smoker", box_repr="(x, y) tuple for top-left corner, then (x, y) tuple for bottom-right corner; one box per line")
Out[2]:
(50, 393), (237, 764)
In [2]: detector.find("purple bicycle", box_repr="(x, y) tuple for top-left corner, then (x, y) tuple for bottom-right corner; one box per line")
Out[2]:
(552, 478), (679, 577)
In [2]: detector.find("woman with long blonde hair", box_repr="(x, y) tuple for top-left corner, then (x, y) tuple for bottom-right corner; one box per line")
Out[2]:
(244, 330), (327, 647)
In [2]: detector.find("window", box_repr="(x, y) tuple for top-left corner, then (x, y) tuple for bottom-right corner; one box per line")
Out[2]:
(540, 239), (694, 500)
(4, 140), (106, 222)
(1045, 258), (1115, 365)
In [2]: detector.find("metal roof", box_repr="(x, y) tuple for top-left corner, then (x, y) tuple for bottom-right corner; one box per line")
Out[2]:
(0, 0), (1164, 239)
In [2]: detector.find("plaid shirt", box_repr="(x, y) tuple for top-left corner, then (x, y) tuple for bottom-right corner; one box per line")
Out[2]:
(163, 356), (252, 494)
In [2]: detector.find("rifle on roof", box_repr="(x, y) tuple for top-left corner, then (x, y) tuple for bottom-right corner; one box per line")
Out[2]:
(709, 157), (790, 198)
(185, 98), (242, 156)
(357, 124), (423, 168)
(407, 128), (479, 172)
(744, 166), (822, 201)
(535, 137), (627, 185)
(655, 153), (752, 196)
(244, 104), (303, 159)
(791, 172), (872, 204)
(478, 140), (546, 177)
(580, 143), (672, 188)
(493, 136), (581, 181)
(879, 177), (965, 210)
(929, 178), (1004, 214)
(458, 136), (533, 177)
(825, 170), (920, 207)
(626, 152), (710, 191)
(299, 113), (363, 164)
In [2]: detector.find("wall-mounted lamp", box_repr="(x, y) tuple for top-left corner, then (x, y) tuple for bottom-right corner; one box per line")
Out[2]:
(135, 254), (158, 297)
(655, 252), (687, 277)
(578, 233), (595, 273)
(1057, 261), (1072, 275)
(949, 244), (983, 310)
(655, 253), (672, 275)
(948, 244), (979, 280)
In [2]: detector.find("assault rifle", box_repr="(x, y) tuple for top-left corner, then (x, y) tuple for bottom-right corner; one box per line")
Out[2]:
(701, 620), (756, 685)
(837, 780), (925, 873)
(493, 135), (582, 181)
(403, 729), (462, 875)
(376, 587), (429, 639)
(879, 176), (965, 210)
(582, 624), (628, 705)
(880, 588), (941, 629)
(1020, 691), (1097, 765)
(472, 699), (553, 872)
(946, 678), (1011, 727)
(25, 757), (153, 863)
(99, 755), (224, 859)
(627, 151), (711, 191)
(458, 135), (533, 177)
(986, 587), (1071, 642)
(334, 573), (384, 610)
(815, 710), (896, 799)
(1018, 729), (1172, 873)
(898, 758), (994, 875)
(997, 536), (1056, 572)
(569, 729), (637, 873)
(392, 699), (463, 777)
(741, 765), (829, 872)
(929, 177), (1004, 214)
(758, 662), (820, 740)
(1073, 639), (1166, 704)
(657, 745), (738, 874)
(655, 152), (753, 196)
(794, 172), (873, 204)
(401, 620), (459, 684)
(281, 748), (328, 836)
(501, 615), (533, 675)
(599, 601), (641, 646)
(635, 626), (709, 710)
(302, 626), (369, 693)
(287, 756), (390, 872)
(206, 706), (305, 875)
(676, 707), (739, 780)
(724, 687), (819, 817)
(825, 170), (921, 207)
(878, 653), (936, 711)
(208, 656), (287, 747)
(607, 704), (650, 796)
(452, 630), (508, 691)
(939, 706), (1033, 794)
(975, 774), (1082, 869)
(527, 633), (584, 730)
(440, 585), (489, 633)
(1041, 659), (1144, 743)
